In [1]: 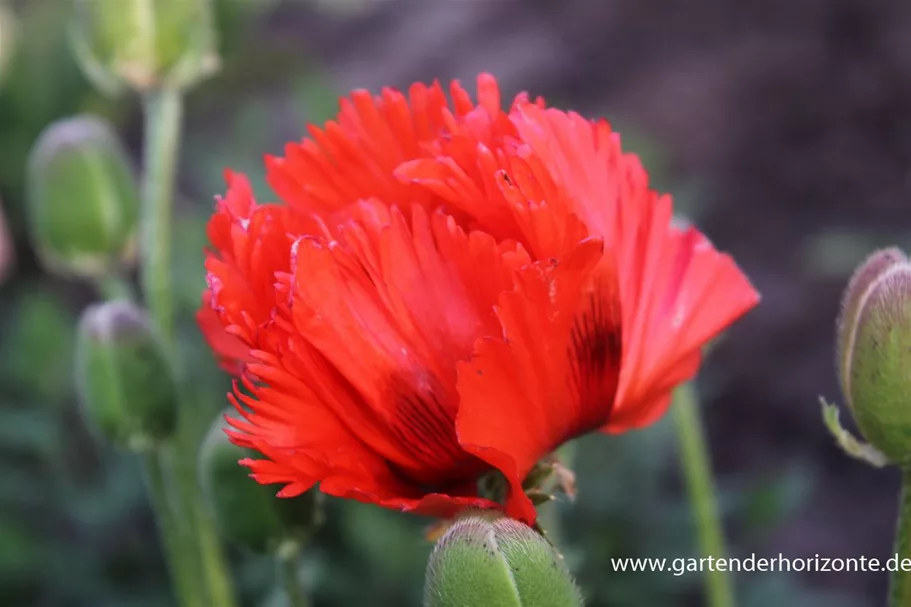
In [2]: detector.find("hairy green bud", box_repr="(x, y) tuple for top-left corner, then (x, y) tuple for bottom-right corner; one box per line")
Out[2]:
(27, 115), (139, 279)
(424, 514), (583, 607)
(837, 247), (907, 406)
(837, 249), (911, 463)
(75, 300), (177, 451)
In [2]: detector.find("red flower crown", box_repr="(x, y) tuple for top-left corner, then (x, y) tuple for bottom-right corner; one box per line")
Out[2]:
(198, 74), (759, 525)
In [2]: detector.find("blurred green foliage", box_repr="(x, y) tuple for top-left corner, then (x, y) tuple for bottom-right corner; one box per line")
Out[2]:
(0, 1), (868, 606)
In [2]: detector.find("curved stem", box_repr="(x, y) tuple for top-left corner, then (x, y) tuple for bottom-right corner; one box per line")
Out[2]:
(674, 383), (735, 607)
(143, 452), (204, 607)
(140, 87), (238, 607)
(890, 468), (911, 606)
(278, 541), (310, 607)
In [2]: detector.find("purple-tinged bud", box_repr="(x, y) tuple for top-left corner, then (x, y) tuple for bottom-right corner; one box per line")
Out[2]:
(837, 247), (907, 407)
(75, 300), (177, 451)
(837, 249), (911, 463)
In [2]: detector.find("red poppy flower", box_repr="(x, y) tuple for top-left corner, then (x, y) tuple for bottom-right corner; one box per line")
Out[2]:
(200, 74), (759, 525)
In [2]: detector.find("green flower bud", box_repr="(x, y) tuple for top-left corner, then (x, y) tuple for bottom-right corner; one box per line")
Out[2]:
(837, 249), (911, 464)
(26, 115), (139, 279)
(70, 0), (219, 94)
(199, 410), (323, 554)
(75, 300), (178, 451)
(837, 247), (907, 406)
(424, 514), (583, 607)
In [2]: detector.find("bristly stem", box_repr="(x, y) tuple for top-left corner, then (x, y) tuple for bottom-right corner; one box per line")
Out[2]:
(890, 468), (911, 606)
(140, 87), (238, 607)
(143, 452), (205, 607)
(674, 382), (736, 607)
(278, 540), (310, 607)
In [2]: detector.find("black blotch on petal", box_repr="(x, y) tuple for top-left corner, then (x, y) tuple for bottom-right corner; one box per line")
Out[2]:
(384, 374), (481, 487)
(568, 290), (622, 432)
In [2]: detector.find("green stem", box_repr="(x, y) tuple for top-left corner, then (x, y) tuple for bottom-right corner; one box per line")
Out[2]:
(278, 541), (310, 607)
(673, 383), (735, 607)
(140, 88), (182, 345)
(193, 480), (239, 607)
(890, 468), (911, 606)
(143, 452), (205, 607)
(139, 87), (238, 607)
(94, 272), (134, 302)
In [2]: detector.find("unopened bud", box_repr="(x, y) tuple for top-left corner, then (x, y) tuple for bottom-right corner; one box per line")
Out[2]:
(70, 0), (219, 94)
(26, 115), (139, 279)
(75, 300), (177, 451)
(837, 249), (911, 463)
(837, 248), (907, 404)
(199, 410), (322, 554)
(424, 514), (583, 607)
